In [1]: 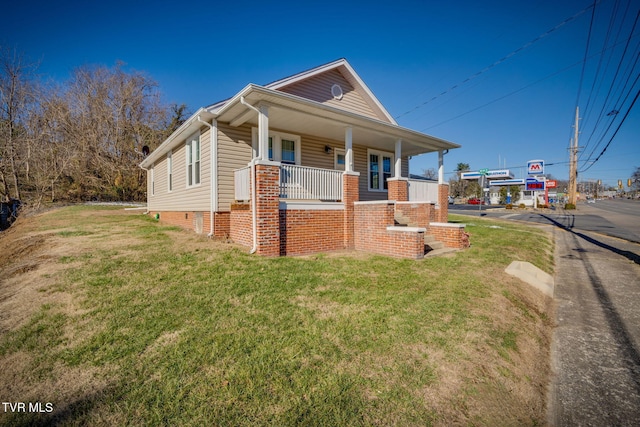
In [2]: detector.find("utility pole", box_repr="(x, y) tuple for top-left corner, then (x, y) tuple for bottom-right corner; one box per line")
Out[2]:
(568, 107), (580, 205)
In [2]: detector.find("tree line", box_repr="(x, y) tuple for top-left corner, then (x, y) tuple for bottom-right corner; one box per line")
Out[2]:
(0, 46), (188, 206)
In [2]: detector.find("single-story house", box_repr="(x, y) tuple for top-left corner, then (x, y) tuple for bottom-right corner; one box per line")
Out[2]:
(139, 59), (469, 259)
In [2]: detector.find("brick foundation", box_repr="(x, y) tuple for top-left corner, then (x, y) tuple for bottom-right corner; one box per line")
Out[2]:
(149, 211), (212, 235)
(230, 203), (252, 247)
(148, 210), (231, 238)
(213, 212), (230, 238)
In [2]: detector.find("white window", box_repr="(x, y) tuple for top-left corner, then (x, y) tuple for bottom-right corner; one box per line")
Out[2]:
(367, 149), (394, 191)
(334, 149), (346, 171)
(252, 129), (301, 165)
(167, 151), (173, 192)
(150, 165), (155, 196)
(186, 133), (201, 187)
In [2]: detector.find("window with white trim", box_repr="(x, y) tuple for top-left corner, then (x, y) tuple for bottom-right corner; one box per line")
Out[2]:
(150, 165), (155, 196)
(167, 151), (173, 192)
(252, 129), (301, 165)
(334, 149), (346, 171)
(186, 133), (200, 187)
(367, 149), (394, 191)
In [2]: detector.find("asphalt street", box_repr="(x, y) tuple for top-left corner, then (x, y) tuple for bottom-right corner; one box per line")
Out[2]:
(452, 199), (640, 425)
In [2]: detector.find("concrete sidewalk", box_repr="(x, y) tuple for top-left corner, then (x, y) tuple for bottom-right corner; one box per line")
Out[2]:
(548, 226), (640, 426)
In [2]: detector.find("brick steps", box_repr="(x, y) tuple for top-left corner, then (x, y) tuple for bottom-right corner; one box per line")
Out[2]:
(394, 213), (445, 251)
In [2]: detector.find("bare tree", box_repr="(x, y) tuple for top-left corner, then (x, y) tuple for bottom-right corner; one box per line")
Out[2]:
(421, 168), (437, 180)
(0, 46), (39, 201)
(61, 63), (168, 201)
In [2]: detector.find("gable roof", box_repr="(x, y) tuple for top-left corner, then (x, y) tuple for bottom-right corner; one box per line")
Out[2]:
(141, 60), (459, 169)
(264, 59), (397, 124)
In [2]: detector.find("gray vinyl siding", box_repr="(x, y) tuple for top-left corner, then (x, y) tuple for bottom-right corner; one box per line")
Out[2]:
(277, 69), (384, 122)
(217, 123), (253, 211)
(147, 127), (211, 212)
(354, 146), (409, 202)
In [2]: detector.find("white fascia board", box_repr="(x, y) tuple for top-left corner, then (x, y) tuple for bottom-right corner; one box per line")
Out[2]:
(204, 84), (257, 116)
(140, 107), (211, 169)
(265, 58), (346, 90)
(239, 86), (460, 151)
(339, 60), (397, 125)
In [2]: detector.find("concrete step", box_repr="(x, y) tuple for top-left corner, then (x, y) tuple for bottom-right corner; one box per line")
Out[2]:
(394, 214), (411, 226)
(424, 247), (458, 258)
(424, 234), (445, 250)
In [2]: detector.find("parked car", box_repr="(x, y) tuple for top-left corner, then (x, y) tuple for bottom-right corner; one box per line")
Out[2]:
(467, 197), (485, 205)
(586, 197), (595, 204)
(448, 196), (454, 204)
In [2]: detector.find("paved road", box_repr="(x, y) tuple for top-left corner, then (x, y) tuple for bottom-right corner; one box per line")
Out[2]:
(452, 199), (640, 425)
(451, 198), (640, 243)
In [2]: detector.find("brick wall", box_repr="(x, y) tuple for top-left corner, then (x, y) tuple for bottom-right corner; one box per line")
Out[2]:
(354, 201), (426, 259)
(214, 212), (230, 238)
(388, 178), (408, 202)
(254, 163), (280, 256)
(343, 172), (359, 249)
(279, 209), (344, 256)
(429, 223), (470, 249)
(395, 202), (434, 228)
(436, 184), (449, 223)
(230, 203), (252, 247)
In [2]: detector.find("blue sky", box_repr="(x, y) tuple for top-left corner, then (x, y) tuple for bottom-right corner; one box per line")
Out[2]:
(3, 0), (638, 188)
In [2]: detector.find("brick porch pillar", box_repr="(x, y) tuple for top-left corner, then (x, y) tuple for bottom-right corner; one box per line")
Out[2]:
(437, 184), (449, 223)
(387, 178), (409, 202)
(343, 171), (360, 249)
(255, 161), (280, 256)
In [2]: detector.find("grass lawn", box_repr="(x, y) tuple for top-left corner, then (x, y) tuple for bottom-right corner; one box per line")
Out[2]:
(0, 206), (554, 426)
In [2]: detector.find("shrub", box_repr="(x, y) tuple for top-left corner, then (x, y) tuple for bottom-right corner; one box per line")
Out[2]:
(519, 203), (526, 209)
(564, 203), (576, 210)
(505, 204), (513, 210)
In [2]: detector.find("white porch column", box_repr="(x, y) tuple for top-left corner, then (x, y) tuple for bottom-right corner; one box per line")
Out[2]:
(438, 150), (444, 184)
(345, 126), (353, 172)
(258, 104), (269, 160)
(394, 139), (402, 178)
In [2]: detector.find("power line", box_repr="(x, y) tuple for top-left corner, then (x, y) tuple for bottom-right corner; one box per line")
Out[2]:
(579, 6), (640, 161)
(579, 85), (640, 173)
(395, 3), (597, 120)
(419, 33), (638, 132)
(573, 0), (598, 108)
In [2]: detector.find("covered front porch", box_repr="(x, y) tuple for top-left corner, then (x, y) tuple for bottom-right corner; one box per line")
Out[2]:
(216, 85), (464, 257)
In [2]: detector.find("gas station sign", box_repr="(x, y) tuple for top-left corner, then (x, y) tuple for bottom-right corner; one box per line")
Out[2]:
(526, 177), (545, 191)
(527, 160), (544, 175)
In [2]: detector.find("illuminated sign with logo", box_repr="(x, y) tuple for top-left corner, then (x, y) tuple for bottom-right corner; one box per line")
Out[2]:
(526, 177), (545, 191)
(527, 160), (544, 175)
(460, 169), (514, 180)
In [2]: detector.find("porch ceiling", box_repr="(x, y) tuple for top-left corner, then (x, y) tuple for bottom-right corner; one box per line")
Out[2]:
(212, 85), (460, 157)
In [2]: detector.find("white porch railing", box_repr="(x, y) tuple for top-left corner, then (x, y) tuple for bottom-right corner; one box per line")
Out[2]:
(408, 179), (439, 202)
(280, 164), (343, 201)
(234, 166), (251, 201)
